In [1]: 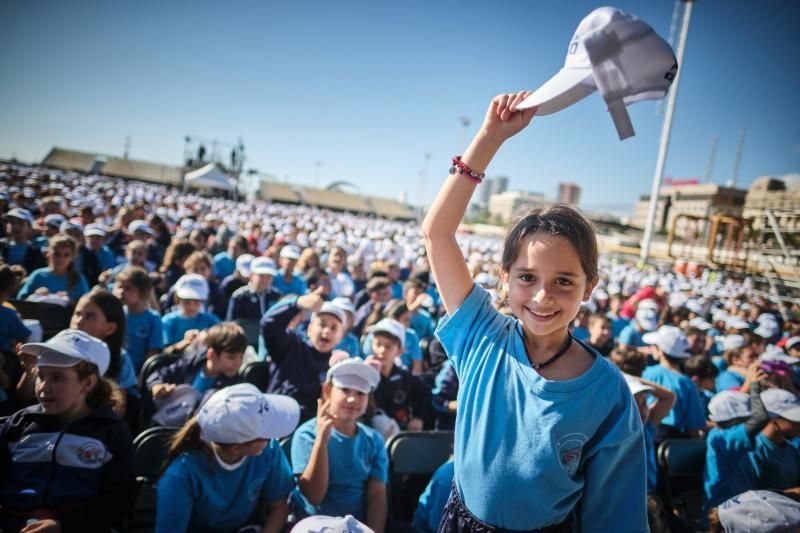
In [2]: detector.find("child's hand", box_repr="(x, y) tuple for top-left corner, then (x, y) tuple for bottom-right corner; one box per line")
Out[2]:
(407, 417), (424, 432)
(17, 348), (38, 375)
(20, 519), (61, 532)
(297, 286), (326, 312)
(152, 383), (177, 399)
(34, 287), (50, 296)
(316, 398), (336, 443)
(744, 362), (768, 384)
(480, 91), (536, 142)
(183, 329), (200, 343)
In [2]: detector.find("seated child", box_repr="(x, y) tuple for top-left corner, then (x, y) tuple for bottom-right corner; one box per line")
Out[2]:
(750, 388), (800, 493)
(17, 234), (90, 305)
(261, 287), (345, 421)
(0, 329), (135, 532)
(291, 358), (388, 530)
(413, 459), (455, 533)
(716, 346), (756, 392)
(114, 266), (163, 374)
(361, 300), (423, 375)
(147, 322), (247, 424)
(684, 354), (719, 418)
(431, 360), (458, 431)
(0, 264), (31, 352)
(226, 257), (281, 322)
(703, 375), (769, 510)
(586, 312), (613, 357)
(367, 318), (430, 434)
(156, 383), (299, 532)
(162, 274), (221, 351)
(332, 296), (361, 358)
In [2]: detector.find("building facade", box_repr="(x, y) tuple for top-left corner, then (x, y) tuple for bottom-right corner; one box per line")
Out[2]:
(488, 190), (548, 223)
(557, 182), (581, 205)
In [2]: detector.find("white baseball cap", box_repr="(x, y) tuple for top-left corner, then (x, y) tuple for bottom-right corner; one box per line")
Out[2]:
(718, 490), (800, 533)
(370, 318), (406, 349)
(128, 219), (154, 235)
(60, 219), (83, 234)
(753, 322), (779, 339)
(331, 296), (356, 316)
(174, 273), (209, 301)
(280, 245), (301, 260)
(643, 325), (691, 358)
(23, 329), (110, 376)
(719, 334), (747, 352)
(624, 374), (653, 397)
(726, 317), (750, 331)
(761, 388), (800, 423)
(235, 253), (255, 277)
(326, 357), (381, 394)
(251, 257), (277, 276)
(292, 515), (374, 533)
(43, 213), (66, 228)
(83, 223), (107, 237)
(313, 302), (346, 325)
(785, 336), (800, 352)
(197, 383), (300, 444)
(7, 207), (34, 225)
(517, 7), (676, 139)
(688, 317), (712, 331)
(708, 390), (752, 423)
(635, 307), (659, 332)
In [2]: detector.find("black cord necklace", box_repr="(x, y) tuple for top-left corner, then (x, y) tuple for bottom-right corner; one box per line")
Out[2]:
(530, 332), (574, 370)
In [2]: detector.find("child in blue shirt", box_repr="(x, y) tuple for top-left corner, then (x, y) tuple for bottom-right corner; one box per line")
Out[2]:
(750, 388), (800, 493)
(114, 266), (163, 374)
(684, 355), (719, 418)
(291, 358), (388, 529)
(0, 265), (31, 351)
(716, 346), (757, 392)
(703, 380), (769, 510)
(17, 234), (90, 305)
(156, 383), (299, 533)
(413, 459), (455, 533)
(642, 325), (707, 440)
(361, 301), (423, 375)
(422, 92), (647, 531)
(161, 274), (221, 350)
(332, 296), (361, 357)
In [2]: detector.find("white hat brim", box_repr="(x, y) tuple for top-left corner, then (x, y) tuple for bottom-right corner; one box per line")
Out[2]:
(517, 68), (596, 115)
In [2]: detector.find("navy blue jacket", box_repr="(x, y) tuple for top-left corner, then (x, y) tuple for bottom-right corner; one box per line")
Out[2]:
(226, 284), (282, 322)
(145, 350), (242, 391)
(0, 404), (135, 532)
(260, 297), (330, 421)
(374, 365), (431, 429)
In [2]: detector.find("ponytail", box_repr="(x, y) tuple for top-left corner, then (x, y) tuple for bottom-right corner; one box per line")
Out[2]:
(74, 361), (115, 408)
(162, 417), (214, 475)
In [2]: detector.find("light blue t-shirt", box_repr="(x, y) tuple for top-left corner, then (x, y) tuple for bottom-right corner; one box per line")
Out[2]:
(6, 242), (29, 265)
(608, 314), (630, 341)
(644, 421), (658, 494)
(750, 432), (800, 492)
(703, 424), (756, 509)
(116, 350), (140, 398)
(715, 370), (745, 392)
(156, 439), (294, 533)
(213, 251), (235, 280)
(361, 329), (422, 370)
(273, 272), (307, 296)
(642, 364), (706, 433)
(335, 332), (361, 358)
(436, 284), (648, 530)
(413, 459), (455, 532)
(161, 311), (221, 346)
(93, 245), (116, 271)
(410, 310), (435, 340)
(17, 268), (90, 303)
(0, 306), (32, 350)
(125, 308), (164, 374)
(291, 419), (388, 520)
(618, 323), (646, 348)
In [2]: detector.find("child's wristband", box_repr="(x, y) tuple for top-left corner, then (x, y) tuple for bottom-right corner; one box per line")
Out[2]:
(449, 156), (485, 184)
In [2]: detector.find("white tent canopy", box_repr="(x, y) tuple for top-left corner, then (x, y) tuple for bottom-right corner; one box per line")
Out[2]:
(184, 163), (234, 191)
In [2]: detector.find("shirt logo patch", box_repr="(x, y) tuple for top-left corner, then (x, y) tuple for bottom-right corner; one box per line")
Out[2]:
(556, 433), (588, 477)
(76, 442), (104, 466)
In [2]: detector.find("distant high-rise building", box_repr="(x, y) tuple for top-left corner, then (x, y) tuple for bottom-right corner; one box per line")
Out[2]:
(558, 182), (581, 205)
(477, 176), (510, 208)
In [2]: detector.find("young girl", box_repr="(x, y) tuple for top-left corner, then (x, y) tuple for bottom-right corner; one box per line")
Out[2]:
(422, 92), (647, 530)
(0, 329), (135, 532)
(114, 266), (163, 374)
(291, 358), (387, 530)
(156, 383), (299, 532)
(17, 234), (90, 305)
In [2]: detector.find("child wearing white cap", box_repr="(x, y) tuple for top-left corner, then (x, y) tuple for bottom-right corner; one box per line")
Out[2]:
(716, 345), (758, 392)
(274, 245), (308, 296)
(0, 329), (135, 532)
(703, 378), (770, 510)
(1, 207), (46, 273)
(291, 358), (387, 530)
(161, 273), (221, 351)
(642, 325), (707, 441)
(156, 383), (300, 533)
(748, 388), (800, 495)
(423, 93), (647, 530)
(227, 256), (282, 322)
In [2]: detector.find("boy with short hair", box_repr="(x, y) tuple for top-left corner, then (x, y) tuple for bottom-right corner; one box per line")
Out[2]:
(227, 257), (281, 322)
(1, 208), (45, 273)
(684, 354), (719, 418)
(586, 313), (613, 357)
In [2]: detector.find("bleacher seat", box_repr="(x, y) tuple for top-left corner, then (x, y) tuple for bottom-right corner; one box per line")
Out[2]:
(385, 431), (454, 523)
(132, 425), (179, 530)
(138, 354), (180, 428)
(240, 361), (270, 392)
(657, 438), (706, 525)
(10, 299), (71, 340)
(280, 434), (293, 467)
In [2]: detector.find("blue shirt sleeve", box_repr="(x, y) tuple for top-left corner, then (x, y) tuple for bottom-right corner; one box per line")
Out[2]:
(155, 458), (195, 532)
(682, 378), (707, 431)
(162, 314), (178, 346)
(291, 420), (316, 476)
(406, 329), (422, 362)
(16, 270), (42, 300)
(368, 430), (389, 483)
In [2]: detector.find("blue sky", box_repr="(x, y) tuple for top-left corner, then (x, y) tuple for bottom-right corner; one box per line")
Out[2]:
(1, 1), (798, 216)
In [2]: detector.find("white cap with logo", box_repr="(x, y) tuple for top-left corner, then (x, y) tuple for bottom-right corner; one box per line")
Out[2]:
(197, 383), (300, 444)
(235, 253), (255, 277)
(718, 490), (800, 533)
(23, 328), (110, 376)
(175, 273), (209, 301)
(313, 302), (346, 325)
(370, 318), (406, 349)
(326, 358), (381, 394)
(761, 388), (800, 423)
(251, 257), (278, 276)
(708, 390), (752, 423)
(292, 515), (374, 533)
(517, 7), (677, 140)
(643, 325), (691, 358)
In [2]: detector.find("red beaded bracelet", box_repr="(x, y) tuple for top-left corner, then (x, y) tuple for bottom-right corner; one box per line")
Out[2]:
(449, 156), (485, 184)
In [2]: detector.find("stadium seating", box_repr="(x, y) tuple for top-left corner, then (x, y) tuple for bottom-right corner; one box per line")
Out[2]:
(240, 361), (270, 392)
(10, 299), (71, 341)
(385, 431), (454, 523)
(657, 438), (706, 525)
(132, 425), (179, 530)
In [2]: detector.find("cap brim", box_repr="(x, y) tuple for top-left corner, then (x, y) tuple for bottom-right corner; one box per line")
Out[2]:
(642, 332), (659, 345)
(260, 394), (301, 439)
(252, 268), (277, 276)
(776, 406), (800, 423)
(175, 290), (205, 300)
(517, 68), (596, 115)
(22, 341), (83, 361)
(35, 351), (84, 368)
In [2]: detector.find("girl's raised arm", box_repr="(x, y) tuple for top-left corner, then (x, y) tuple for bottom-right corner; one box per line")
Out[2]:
(422, 91), (536, 315)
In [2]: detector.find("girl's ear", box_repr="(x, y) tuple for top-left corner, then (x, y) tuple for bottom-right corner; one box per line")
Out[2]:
(583, 279), (598, 302)
(102, 321), (118, 339)
(80, 373), (98, 395)
(321, 382), (333, 400)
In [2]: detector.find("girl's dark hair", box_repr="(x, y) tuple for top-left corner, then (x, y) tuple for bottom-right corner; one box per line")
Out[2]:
(162, 417), (214, 474)
(49, 234), (81, 290)
(683, 354), (719, 379)
(184, 250), (213, 272)
(0, 264), (19, 296)
(79, 287), (126, 380)
(501, 204), (598, 283)
(610, 347), (647, 377)
(116, 265), (153, 294)
(160, 239), (195, 274)
(74, 360), (115, 408)
(386, 300), (409, 321)
(663, 354), (686, 370)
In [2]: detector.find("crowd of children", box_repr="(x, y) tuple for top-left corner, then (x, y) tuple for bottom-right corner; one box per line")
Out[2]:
(1, 145), (799, 532)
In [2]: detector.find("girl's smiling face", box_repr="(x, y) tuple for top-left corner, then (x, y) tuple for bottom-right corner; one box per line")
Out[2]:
(327, 385), (369, 423)
(502, 232), (595, 342)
